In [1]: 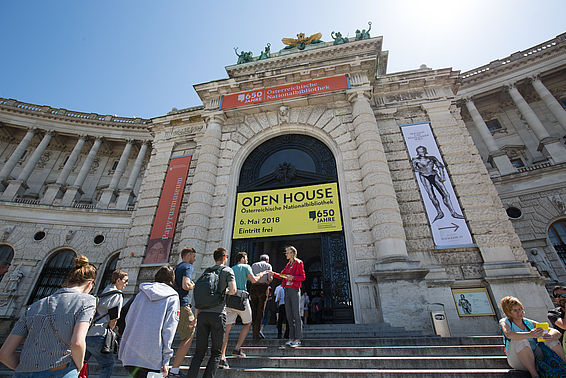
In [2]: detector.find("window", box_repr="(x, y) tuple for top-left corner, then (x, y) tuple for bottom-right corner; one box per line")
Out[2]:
(485, 119), (502, 132)
(0, 244), (14, 264)
(111, 161), (119, 171)
(97, 254), (119, 294)
(560, 99), (566, 110)
(506, 207), (522, 219)
(510, 158), (525, 168)
(549, 220), (566, 265)
(28, 249), (76, 304)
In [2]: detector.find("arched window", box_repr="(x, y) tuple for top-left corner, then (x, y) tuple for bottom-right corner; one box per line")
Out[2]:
(97, 253), (119, 294)
(0, 244), (14, 264)
(28, 249), (76, 304)
(549, 219), (566, 264)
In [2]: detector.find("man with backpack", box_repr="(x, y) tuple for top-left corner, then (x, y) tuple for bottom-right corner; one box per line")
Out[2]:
(85, 269), (128, 378)
(187, 247), (236, 378)
(169, 247), (197, 378)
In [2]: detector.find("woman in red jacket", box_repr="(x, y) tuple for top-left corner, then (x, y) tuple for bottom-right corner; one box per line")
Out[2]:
(268, 246), (305, 347)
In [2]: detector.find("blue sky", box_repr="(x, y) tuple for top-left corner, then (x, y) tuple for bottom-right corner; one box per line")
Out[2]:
(1, 1), (564, 119)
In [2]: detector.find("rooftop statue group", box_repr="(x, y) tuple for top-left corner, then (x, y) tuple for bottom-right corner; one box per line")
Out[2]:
(234, 22), (372, 64)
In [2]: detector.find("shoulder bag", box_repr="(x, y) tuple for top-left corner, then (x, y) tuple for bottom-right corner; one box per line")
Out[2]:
(226, 289), (249, 311)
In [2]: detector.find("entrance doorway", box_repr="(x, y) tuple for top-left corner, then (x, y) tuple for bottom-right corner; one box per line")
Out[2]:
(232, 134), (354, 323)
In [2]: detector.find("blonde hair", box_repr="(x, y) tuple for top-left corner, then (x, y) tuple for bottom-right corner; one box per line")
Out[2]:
(286, 246), (297, 258)
(63, 255), (97, 287)
(500, 296), (524, 319)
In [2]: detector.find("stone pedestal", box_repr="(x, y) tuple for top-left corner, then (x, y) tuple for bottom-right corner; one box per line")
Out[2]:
(1, 180), (27, 201)
(40, 183), (64, 205)
(538, 136), (566, 164)
(116, 189), (134, 210)
(98, 188), (117, 209)
(61, 185), (83, 206)
(488, 151), (517, 175)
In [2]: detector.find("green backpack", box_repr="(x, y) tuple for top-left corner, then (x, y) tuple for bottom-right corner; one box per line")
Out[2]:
(193, 265), (225, 309)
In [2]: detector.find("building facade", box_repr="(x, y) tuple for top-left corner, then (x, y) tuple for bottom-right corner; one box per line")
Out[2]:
(1, 31), (565, 336)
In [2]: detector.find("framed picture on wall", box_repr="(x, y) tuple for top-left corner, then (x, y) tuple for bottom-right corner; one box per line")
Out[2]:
(451, 287), (495, 317)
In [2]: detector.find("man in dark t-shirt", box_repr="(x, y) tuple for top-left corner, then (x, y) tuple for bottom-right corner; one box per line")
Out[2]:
(187, 247), (236, 378)
(548, 285), (566, 341)
(169, 248), (196, 378)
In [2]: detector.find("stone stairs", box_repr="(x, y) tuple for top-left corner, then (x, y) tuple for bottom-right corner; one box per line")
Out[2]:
(0, 324), (529, 377)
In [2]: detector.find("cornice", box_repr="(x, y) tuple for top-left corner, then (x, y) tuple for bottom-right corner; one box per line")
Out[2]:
(194, 37), (386, 104)
(459, 33), (566, 86)
(0, 98), (152, 131)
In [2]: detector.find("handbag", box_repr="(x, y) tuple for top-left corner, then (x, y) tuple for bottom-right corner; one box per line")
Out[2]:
(535, 342), (566, 377)
(78, 362), (88, 378)
(100, 326), (119, 354)
(226, 290), (249, 311)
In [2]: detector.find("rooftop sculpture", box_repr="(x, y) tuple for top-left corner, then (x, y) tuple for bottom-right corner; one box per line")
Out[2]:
(282, 32), (323, 50)
(355, 21), (372, 40)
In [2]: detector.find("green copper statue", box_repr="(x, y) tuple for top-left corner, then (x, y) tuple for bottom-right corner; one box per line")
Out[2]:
(234, 47), (254, 64)
(331, 31), (349, 45)
(258, 43), (271, 60)
(355, 21), (372, 41)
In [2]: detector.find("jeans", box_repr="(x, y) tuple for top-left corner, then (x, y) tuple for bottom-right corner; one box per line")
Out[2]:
(14, 363), (78, 377)
(85, 335), (115, 378)
(187, 311), (226, 378)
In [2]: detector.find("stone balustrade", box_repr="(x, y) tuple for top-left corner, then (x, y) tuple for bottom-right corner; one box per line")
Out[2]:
(0, 97), (149, 125)
(461, 33), (566, 79)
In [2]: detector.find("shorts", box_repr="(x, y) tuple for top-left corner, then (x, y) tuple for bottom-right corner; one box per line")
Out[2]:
(226, 297), (252, 325)
(176, 305), (195, 340)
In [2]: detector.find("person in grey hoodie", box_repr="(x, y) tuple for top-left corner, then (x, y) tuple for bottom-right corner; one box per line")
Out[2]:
(118, 265), (179, 378)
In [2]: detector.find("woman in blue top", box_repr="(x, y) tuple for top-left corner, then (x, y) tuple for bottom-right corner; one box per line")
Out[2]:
(499, 296), (565, 377)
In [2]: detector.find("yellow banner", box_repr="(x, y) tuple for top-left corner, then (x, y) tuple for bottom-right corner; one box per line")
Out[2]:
(233, 183), (343, 239)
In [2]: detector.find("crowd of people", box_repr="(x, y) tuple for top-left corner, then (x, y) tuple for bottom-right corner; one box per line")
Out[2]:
(0, 245), (307, 377)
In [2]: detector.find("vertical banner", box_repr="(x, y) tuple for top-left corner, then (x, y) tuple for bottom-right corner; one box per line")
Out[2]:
(400, 123), (473, 248)
(143, 155), (192, 265)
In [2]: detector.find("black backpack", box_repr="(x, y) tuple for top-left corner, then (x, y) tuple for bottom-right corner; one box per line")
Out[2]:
(194, 265), (225, 310)
(114, 295), (135, 337)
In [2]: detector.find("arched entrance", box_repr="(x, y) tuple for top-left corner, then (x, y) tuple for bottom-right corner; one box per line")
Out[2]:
(231, 134), (353, 323)
(28, 249), (76, 304)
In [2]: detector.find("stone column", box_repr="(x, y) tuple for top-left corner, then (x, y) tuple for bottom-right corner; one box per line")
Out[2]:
(116, 141), (149, 209)
(0, 128), (36, 191)
(349, 90), (425, 279)
(507, 84), (566, 163)
(41, 135), (87, 205)
(1, 130), (54, 201)
(529, 76), (566, 133)
(62, 136), (102, 206)
(99, 139), (133, 208)
(179, 113), (224, 269)
(464, 99), (516, 175)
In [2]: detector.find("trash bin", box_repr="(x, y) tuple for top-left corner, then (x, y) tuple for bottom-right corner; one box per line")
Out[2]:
(429, 303), (450, 337)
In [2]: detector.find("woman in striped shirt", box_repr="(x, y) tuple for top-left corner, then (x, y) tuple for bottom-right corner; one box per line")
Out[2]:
(0, 256), (97, 377)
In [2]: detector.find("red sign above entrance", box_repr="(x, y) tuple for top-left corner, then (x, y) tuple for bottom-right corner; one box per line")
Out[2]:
(220, 75), (350, 110)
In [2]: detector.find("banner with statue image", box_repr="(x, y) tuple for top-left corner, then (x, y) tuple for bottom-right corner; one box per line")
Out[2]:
(400, 122), (473, 248)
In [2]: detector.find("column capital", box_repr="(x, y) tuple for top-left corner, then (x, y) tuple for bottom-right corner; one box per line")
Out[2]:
(527, 74), (541, 83)
(347, 89), (372, 103)
(77, 134), (88, 140)
(203, 111), (226, 126)
(44, 129), (56, 137)
(124, 138), (135, 144)
(504, 82), (518, 92)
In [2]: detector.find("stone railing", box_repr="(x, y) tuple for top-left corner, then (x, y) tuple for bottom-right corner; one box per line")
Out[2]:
(461, 33), (566, 79)
(0, 98), (149, 126)
(517, 161), (553, 173)
(14, 197), (40, 205)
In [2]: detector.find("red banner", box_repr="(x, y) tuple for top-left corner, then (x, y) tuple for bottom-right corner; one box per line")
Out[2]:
(220, 75), (349, 110)
(143, 155), (192, 265)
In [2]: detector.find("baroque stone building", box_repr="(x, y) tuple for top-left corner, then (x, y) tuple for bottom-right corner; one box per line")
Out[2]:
(1, 31), (565, 336)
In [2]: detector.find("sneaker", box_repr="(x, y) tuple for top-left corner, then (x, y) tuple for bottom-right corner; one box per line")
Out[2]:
(290, 340), (301, 347)
(232, 348), (247, 357)
(168, 372), (183, 378)
(285, 340), (294, 346)
(218, 359), (230, 369)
